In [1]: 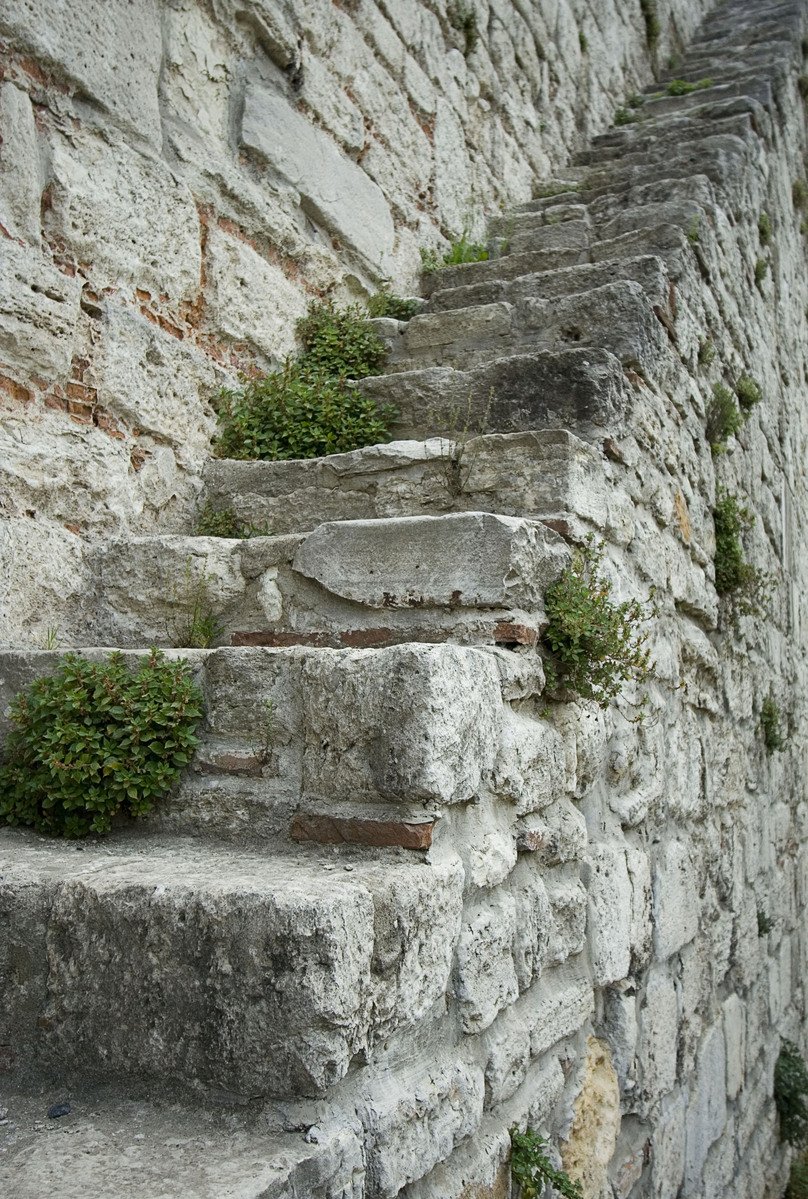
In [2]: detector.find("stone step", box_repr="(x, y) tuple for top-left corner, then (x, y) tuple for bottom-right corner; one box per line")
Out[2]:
(576, 111), (760, 169)
(203, 428), (615, 539)
(358, 346), (631, 443)
(486, 214), (591, 257)
(85, 511), (567, 649)
(419, 242), (589, 296)
(0, 1088), (361, 1199)
(0, 827), (466, 1101)
(383, 282), (670, 378)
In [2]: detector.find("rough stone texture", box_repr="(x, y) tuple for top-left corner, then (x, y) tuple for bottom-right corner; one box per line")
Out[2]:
(1, 3), (808, 1199)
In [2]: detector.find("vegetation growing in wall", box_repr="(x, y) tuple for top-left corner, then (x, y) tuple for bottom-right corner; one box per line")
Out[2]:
(758, 211), (773, 246)
(510, 1128), (583, 1199)
(614, 106), (639, 126)
(793, 179), (808, 210)
(214, 301), (394, 461)
(775, 1042), (808, 1146)
(757, 909), (775, 936)
(712, 491), (770, 615)
(686, 214), (701, 244)
(194, 502), (269, 539)
(447, 3), (479, 57)
(542, 537), (654, 709)
(755, 257), (769, 287)
(698, 338), (716, 368)
(0, 651), (203, 838)
(735, 374), (762, 413)
(640, 0), (660, 51)
(761, 696), (785, 752)
(366, 291), (420, 321)
(421, 232), (490, 272)
(788, 1153), (808, 1198)
(706, 382), (744, 453)
(666, 77), (713, 95)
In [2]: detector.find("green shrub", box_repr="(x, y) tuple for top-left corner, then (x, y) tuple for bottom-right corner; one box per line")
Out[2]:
(214, 301), (394, 461)
(194, 502), (269, 539)
(0, 651), (203, 838)
(543, 537), (653, 709)
(788, 1152), (808, 1198)
(614, 106), (638, 126)
(666, 77), (713, 95)
(698, 338), (716, 368)
(712, 491), (770, 614)
(758, 211), (773, 246)
(510, 1128), (582, 1199)
(687, 214), (701, 243)
(215, 363), (394, 461)
(366, 291), (420, 321)
(757, 909), (775, 936)
(640, 0), (660, 49)
(706, 382), (743, 453)
(755, 257), (769, 286)
(775, 1042), (808, 1146)
(579, 29), (588, 53)
(736, 374), (762, 413)
(793, 180), (808, 210)
(761, 696), (785, 752)
(420, 232), (490, 272)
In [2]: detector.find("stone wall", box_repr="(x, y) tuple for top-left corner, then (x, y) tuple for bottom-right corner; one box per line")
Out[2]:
(0, 0), (713, 647)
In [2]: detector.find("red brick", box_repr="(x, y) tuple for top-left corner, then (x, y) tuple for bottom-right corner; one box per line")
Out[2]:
(290, 813), (435, 850)
(492, 621), (538, 647)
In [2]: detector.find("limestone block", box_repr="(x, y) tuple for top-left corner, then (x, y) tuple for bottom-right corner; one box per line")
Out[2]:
(293, 512), (568, 611)
(204, 225), (309, 364)
(403, 303), (513, 352)
(300, 644), (502, 806)
(509, 864), (552, 990)
(684, 1021), (727, 1192)
(240, 82), (394, 268)
(653, 841), (700, 959)
(603, 983), (638, 1090)
(492, 710), (569, 814)
(0, 0), (163, 144)
(454, 893), (519, 1033)
(652, 1094), (687, 1199)
(0, 240), (81, 379)
(0, 519), (88, 649)
(94, 303), (222, 463)
(546, 879), (588, 966)
(528, 969), (595, 1059)
(587, 844), (632, 986)
(561, 1038), (620, 1199)
(517, 798), (587, 865)
(0, 83), (41, 243)
(360, 1057), (485, 1198)
(433, 98), (472, 233)
(47, 131), (201, 300)
(638, 968), (678, 1106)
(484, 1015), (531, 1105)
(627, 846), (653, 968)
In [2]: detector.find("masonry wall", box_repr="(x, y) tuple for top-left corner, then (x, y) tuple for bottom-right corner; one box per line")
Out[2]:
(0, 0), (713, 647)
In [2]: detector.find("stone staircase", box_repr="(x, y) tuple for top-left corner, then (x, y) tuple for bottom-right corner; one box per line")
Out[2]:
(1, 1), (806, 1195)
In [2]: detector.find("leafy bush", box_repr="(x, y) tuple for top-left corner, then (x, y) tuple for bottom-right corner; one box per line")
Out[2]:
(510, 1128), (582, 1199)
(706, 382), (743, 453)
(698, 338), (716, 367)
(713, 491), (770, 615)
(793, 180), (808, 210)
(775, 1042), (808, 1146)
(194, 502), (269, 539)
(788, 1152), (808, 1198)
(420, 232), (490, 272)
(755, 257), (769, 286)
(366, 292), (420, 321)
(640, 0), (660, 49)
(214, 301), (394, 462)
(0, 651), (203, 838)
(757, 909), (774, 936)
(758, 211), (773, 246)
(761, 696), (785, 752)
(666, 77), (713, 95)
(736, 374), (761, 412)
(543, 537), (653, 709)
(614, 106), (638, 126)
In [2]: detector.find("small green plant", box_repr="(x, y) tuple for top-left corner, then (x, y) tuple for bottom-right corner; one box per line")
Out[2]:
(511, 1128), (582, 1199)
(793, 179), (808, 210)
(757, 909), (775, 936)
(686, 214), (701, 243)
(712, 491), (770, 615)
(542, 537), (654, 709)
(448, 3), (479, 56)
(758, 211), (773, 246)
(706, 382), (743, 453)
(437, 389), (492, 498)
(0, 650), (203, 838)
(194, 502), (269, 539)
(627, 92), (645, 109)
(534, 182), (580, 199)
(366, 291), (420, 321)
(735, 374), (762, 413)
(755, 257), (769, 287)
(666, 77), (713, 95)
(578, 29), (588, 53)
(640, 0), (661, 50)
(775, 1042), (808, 1146)
(420, 232), (490, 272)
(214, 301), (393, 461)
(761, 696), (785, 752)
(787, 1152), (808, 1198)
(614, 106), (638, 126)
(170, 560), (222, 650)
(698, 338), (716, 368)
(799, 76), (808, 99)
(41, 626), (60, 650)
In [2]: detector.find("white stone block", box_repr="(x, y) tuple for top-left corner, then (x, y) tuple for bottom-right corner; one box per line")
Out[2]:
(454, 892), (519, 1033)
(0, 83), (41, 243)
(653, 840), (699, 959)
(587, 844), (632, 985)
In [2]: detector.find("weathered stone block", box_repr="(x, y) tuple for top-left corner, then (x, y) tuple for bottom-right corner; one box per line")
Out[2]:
(293, 511), (568, 611)
(653, 841), (700, 959)
(684, 1021), (727, 1192)
(454, 893), (519, 1033)
(587, 844), (632, 985)
(300, 644), (503, 806)
(240, 82), (394, 268)
(0, 83), (41, 243)
(638, 967), (679, 1106)
(0, 240), (81, 379)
